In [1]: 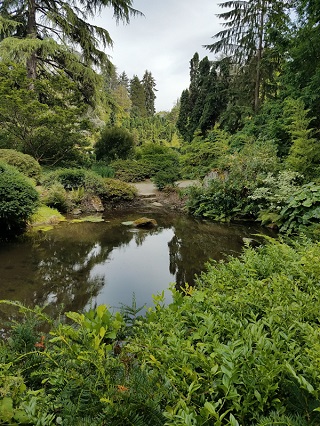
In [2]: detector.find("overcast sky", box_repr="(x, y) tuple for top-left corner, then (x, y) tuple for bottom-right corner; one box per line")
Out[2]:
(96, 0), (222, 112)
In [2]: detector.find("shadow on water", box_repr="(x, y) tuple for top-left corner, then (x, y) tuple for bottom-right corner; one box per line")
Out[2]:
(0, 207), (276, 319)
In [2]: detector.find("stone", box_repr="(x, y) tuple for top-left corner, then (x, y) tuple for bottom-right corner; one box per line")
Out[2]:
(133, 217), (158, 228)
(81, 194), (104, 212)
(71, 208), (82, 216)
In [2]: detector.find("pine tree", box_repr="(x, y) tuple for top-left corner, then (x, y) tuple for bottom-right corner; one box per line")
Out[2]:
(142, 70), (157, 116)
(119, 71), (130, 90)
(176, 89), (190, 141)
(129, 75), (147, 117)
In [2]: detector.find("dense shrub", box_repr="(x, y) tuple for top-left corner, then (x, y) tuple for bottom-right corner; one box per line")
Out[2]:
(187, 139), (280, 221)
(0, 149), (41, 182)
(94, 127), (134, 163)
(110, 159), (151, 182)
(129, 238), (320, 425)
(152, 167), (180, 190)
(278, 182), (320, 234)
(138, 144), (180, 174)
(41, 168), (105, 195)
(102, 178), (137, 202)
(0, 162), (39, 238)
(180, 128), (230, 179)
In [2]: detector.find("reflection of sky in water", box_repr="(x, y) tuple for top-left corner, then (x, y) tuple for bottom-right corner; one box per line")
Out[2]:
(89, 229), (175, 311)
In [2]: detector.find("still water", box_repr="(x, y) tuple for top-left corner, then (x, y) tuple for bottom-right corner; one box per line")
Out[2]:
(0, 208), (274, 317)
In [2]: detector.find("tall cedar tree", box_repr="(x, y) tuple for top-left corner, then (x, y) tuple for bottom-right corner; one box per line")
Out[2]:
(205, 0), (291, 112)
(0, 0), (141, 101)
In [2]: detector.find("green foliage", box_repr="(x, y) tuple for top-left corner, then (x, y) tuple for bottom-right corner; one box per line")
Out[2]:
(41, 183), (70, 213)
(250, 171), (304, 223)
(128, 238), (320, 425)
(0, 303), (165, 425)
(102, 178), (137, 202)
(110, 159), (151, 182)
(91, 161), (115, 178)
(284, 98), (320, 180)
(41, 168), (105, 194)
(250, 172), (320, 235)
(0, 0), (141, 105)
(152, 168), (179, 191)
(95, 126), (135, 163)
(138, 143), (181, 179)
(279, 182), (320, 235)
(0, 162), (39, 238)
(187, 139), (279, 221)
(0, 149), (41, 182)
(180, 127), (230, 179)
(121, 113), (178, 146)
(0, 63), (91, 167)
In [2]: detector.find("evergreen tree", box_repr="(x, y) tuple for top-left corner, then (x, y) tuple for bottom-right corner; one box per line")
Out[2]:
(119, 71), (130, 90)
(142, 70), (157, 116)
(176, 89), (190, 141)
(129, 75), (147, 117)
(0, 0), (141, 99)
(205, 0), (291, 112)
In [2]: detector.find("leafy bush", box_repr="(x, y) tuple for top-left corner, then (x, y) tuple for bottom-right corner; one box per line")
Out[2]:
(95, 126), (134, 163)
(0, 162), (39, 238)
(128, 238), (320, 425)
(41, 168), (86, 190)
(102, 178), (137, 202)
(186, 139), (280, 221)
(0, 149), (41, 182)
(250, 171), (304, 226)
(279, 182), (320, 234)
(41, 168), (106, 195)
(0, 302), (165, 425)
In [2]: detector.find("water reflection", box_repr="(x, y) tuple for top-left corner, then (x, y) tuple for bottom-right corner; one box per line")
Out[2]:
(0, 208), (275, 319)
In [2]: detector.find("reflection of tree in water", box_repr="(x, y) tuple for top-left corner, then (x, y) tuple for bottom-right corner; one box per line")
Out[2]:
(0, 221), (135, 318)
(168, 216), (271, 289)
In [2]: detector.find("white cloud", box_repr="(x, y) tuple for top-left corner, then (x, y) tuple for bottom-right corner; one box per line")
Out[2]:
(96, 0), (222, 111)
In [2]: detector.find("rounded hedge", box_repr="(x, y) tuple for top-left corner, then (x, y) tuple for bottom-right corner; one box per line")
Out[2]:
(0, 162), (39, 238)
(0, 149), (41, 182)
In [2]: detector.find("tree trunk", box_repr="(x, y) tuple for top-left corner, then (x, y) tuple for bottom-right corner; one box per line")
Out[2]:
(26, 0), (37, 82)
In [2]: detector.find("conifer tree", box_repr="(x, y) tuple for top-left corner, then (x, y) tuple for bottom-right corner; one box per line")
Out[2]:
(129, 74), (147, 117)
(142, 70), (157, 116)
(0, 0), (141, 98)
(205, 0), (291, 112)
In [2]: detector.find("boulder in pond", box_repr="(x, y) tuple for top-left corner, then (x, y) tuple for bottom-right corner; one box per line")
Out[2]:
(133, 217), (158, 228)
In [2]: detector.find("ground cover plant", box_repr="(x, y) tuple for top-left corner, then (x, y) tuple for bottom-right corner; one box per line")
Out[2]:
(1, 238), (320, 425)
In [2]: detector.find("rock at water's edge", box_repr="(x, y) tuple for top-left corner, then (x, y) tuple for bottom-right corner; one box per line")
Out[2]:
(133, 217), (158, 228)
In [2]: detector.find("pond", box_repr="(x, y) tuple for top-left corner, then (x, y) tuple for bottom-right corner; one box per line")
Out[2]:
(0, 207), (275, 318)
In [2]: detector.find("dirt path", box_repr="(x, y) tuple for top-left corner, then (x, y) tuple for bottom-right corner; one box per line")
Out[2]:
(131, 179), (200, 211)
(133, 179), (200, 196)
